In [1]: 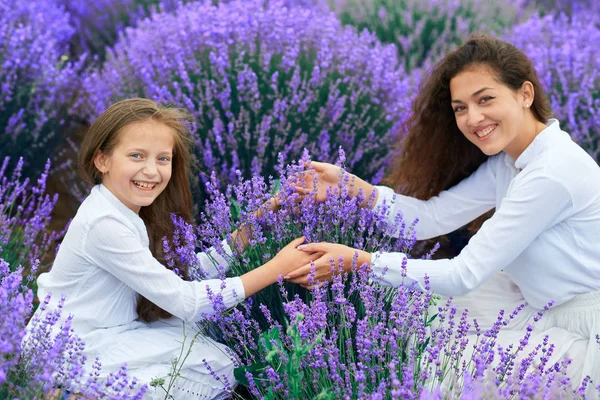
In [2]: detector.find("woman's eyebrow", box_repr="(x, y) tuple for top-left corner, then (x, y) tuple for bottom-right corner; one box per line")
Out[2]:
(451, 87), (494, 103)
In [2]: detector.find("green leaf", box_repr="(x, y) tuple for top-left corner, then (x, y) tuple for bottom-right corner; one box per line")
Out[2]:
(233, 362), (268, 386)
(426, 313), (438, 326)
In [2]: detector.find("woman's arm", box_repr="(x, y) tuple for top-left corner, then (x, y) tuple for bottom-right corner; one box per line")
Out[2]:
(289, 172), (573, 296)
(305, 159), (498, 240)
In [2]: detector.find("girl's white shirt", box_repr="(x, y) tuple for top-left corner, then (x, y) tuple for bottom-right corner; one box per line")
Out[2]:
(36, 184), (244, 331)
(371, 119), (600, 309)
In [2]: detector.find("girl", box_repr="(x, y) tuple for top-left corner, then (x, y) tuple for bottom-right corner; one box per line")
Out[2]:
(286, 35), (600, 390)
(32, 98), (318, 399)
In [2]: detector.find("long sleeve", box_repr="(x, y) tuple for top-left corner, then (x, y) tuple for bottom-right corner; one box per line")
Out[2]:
(83, 216), (245, 322)
(373, 156), (498, 240)
(196, 240), (234, 279)
(372, 173), (573, 296)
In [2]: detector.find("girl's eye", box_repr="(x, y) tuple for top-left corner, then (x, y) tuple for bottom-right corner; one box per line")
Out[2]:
(480, 96), (495, 104)
(130, 153), (143, 159)
(453, 105), (466, 113)
(158, 156), (171, 162)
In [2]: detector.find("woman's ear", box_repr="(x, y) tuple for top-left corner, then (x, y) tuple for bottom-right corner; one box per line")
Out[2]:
(94, 151), (108, 175)
(520, 81), (535, 108)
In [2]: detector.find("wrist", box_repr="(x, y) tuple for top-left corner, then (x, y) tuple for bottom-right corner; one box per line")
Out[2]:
(359, 250), (372, 268)
(241, 259), (280, 298)
(352, 174), (377, 207)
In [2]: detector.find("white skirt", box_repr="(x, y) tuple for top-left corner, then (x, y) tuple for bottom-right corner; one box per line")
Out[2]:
(440, 272), (600, 396)
(79, 317), (235, 400)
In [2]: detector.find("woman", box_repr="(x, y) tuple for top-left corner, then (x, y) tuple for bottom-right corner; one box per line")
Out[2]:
(286, 35), (600, 391)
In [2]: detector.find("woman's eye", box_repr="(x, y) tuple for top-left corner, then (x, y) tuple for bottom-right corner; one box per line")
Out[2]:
(480, 96), (494, 104)
(130, 153), (142, 159)
(453, 105), (466, 113)
(159, 156), (171, 162)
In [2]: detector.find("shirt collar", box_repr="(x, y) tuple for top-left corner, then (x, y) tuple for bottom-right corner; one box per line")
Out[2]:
(96, 184), (148, 235)
(505, 119), (562, 170)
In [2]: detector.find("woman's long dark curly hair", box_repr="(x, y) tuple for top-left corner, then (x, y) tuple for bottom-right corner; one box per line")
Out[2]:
(384, 34), (552, 199)
(383, 35), (553, 257)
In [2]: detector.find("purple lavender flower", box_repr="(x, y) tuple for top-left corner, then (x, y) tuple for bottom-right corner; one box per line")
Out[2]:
(81, 0), (417, 192)
(0, 259), (147, 398)
(0, 157), (60, 273)
(172, 153), (599, 398)
(0, 0), (83, 177)
(58, 0), (185, 59)
(505, 12), (600, 162)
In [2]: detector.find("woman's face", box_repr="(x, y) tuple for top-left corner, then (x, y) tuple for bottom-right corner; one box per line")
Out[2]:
(450, 65), (533, 160)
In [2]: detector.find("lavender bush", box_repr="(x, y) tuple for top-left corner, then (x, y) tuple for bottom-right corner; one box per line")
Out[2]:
(81, 0), (416, 193)
(0, 0), (83, 177)
(191, 150), (421, 332)
(325, 0), (523, 71)
(506, 13), (600, 161)
(163, 152), (598, 398)
(58, 0), (185, 60)
(0, 259), (147, 399)
(0, 157), (61, 276)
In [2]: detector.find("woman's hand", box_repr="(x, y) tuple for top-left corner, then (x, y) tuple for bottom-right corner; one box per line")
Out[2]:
(301, 161), (344, 202)
(301, 161), (378, 207)
(284, 242), (372, 288)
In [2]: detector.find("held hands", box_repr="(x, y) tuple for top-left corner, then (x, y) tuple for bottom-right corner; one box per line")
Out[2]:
(284, 242), (372, 289)
(270, 237), (324, 277)
(240, 237), (322, 298)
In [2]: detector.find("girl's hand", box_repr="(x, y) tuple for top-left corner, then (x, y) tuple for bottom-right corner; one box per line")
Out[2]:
(301, 161), (378, 207)
(284, 242), (371, 288)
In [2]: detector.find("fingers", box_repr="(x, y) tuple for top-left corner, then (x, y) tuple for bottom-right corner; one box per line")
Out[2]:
(301, 281), (326, 290)
(287, 276), (309, 285)
(296, 242), (328, 253)
(307, 161), (327, 172)
(288, 236), (306, 247)
(284, 264), (313, 280)
(294, 186), (312, 194)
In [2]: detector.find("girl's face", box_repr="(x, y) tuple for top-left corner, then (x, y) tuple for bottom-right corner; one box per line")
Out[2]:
(94, 120), (174, 213)
(450, 65), (534, 160)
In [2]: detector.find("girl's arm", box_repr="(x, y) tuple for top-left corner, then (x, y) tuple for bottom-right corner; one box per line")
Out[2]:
(85, 217), (317, 321)
(196, 197), (280, 279)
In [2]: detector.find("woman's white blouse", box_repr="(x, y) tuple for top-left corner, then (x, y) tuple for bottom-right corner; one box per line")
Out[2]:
(36, 184), (245, 330)
(371, 119), (600, 309)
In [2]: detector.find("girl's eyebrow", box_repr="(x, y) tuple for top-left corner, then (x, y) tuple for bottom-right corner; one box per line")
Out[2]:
(451, 87), (494, 104)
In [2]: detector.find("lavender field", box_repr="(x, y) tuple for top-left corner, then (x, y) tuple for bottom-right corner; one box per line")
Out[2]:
(1, 0), (600, 398)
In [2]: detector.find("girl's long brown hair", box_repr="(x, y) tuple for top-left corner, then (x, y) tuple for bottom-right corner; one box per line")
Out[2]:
(79, 98), (194, 322)
(384, 34), (553, 199)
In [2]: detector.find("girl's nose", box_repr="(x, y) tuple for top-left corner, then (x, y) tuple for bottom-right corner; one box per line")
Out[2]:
(143, 161), (158, 176)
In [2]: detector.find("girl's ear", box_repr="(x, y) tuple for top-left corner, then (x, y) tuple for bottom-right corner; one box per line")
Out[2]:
(520, 81), (535, 108)
(94, 151), (109, 175)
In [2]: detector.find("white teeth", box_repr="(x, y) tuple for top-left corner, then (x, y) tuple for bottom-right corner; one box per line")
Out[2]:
(476, 125), (496, 138)
(133, 181), (156, 189)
